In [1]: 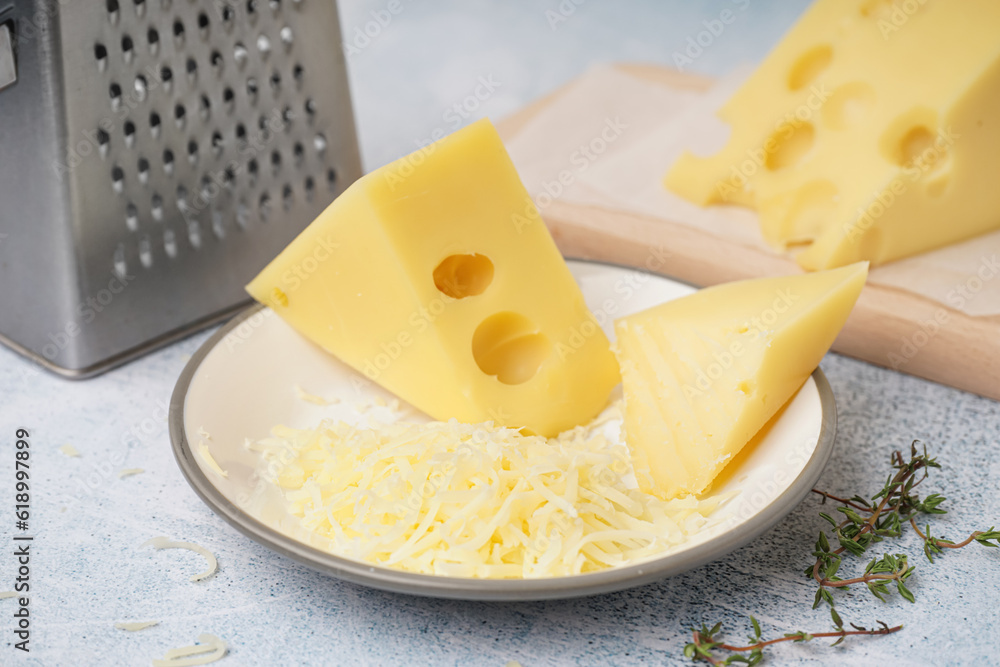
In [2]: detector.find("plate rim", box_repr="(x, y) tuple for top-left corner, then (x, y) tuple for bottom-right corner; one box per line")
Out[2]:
(168, 260), (838, 601)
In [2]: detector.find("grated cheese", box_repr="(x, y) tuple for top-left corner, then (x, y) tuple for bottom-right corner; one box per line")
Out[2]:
(118, 468), (145, 479)
(152, 633), (227, 667)
(253, 404), (732, 578)
(198, 443), (228, 479)
(295, 384), (340, 406)
(116, 620), (159, 631)
(0, 591), (16, 600)
(58, 444), (80, 458)
(143, 537), (219, 582)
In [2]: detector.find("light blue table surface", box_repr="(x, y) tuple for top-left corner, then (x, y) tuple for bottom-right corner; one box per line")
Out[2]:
(3, 1), (1000, 665)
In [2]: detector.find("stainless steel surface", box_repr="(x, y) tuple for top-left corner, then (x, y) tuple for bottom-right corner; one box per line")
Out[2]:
(0, 0), (362, 377)
(0, 23), (15, 91)
(168, 263), (840, 601)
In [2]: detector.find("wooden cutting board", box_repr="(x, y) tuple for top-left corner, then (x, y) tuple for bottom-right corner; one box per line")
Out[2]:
(496, 64), (1000, 401)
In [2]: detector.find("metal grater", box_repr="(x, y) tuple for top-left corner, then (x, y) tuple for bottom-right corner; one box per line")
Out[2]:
(0, 0), (362, 377)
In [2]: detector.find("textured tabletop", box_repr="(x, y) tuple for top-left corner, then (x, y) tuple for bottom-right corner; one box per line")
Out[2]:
(3, 1), (1000, 665)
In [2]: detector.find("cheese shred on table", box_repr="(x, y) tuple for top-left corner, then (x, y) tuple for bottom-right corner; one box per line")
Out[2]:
(254, 412), (731, 578)
(151, 633), (227, 667)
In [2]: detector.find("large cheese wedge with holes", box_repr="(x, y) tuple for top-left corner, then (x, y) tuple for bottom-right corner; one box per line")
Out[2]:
(614, 262), (867, 499)
(246, 119), (620, 437)
(666, 0), (1000, 270)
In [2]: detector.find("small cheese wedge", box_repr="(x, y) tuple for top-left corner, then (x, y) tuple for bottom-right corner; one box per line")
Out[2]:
(614, 262), (867, 499)
(666, 0), (1000, 269)
(246, 119), (620, 437)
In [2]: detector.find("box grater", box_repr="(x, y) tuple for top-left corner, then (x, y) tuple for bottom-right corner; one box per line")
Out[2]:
(0, 0), (362, 377)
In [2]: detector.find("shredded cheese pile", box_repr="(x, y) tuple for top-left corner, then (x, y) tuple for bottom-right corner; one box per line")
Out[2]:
(253, 407), (731, 578)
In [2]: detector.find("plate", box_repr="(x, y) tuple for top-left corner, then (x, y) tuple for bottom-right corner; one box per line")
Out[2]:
(169, 260), (836, 600)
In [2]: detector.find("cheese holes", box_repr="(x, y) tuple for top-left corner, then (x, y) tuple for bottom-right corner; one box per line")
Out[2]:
(764, 122), (815, 171)
(433, 254), (494, 299)
(787, 44), (832, 91)
(821, 83), (875, 130)
(879, 108), (952, 188)
(893, 126), (936, 165)
(473, 312), (549, 385)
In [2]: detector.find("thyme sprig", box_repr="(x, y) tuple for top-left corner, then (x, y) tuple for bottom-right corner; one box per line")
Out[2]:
(684, 611), (901, 666)
(807, 441), (999, 607)
(684, 441), (998, 664)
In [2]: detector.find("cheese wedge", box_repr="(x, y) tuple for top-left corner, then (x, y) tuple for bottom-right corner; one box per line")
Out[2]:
(666, 0), (1000, 269)
(246, 119), (620, 437)
(614, 262), (867, 499)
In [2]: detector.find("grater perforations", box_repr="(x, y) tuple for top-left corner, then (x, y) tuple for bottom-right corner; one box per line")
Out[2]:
(109, 81), (122, 109)
(107, 0), (314, 255)
(0, 0), (360, 374)
(122, 34), (135, 62)
(123, 120), (136, 147)
(137, 156), (150, 183)
(95, 43), (109, 70)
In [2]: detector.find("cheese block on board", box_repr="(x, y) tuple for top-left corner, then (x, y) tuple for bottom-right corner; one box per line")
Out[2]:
(666, 0), (1000, 270)
(614, 262), (868, 499)
(246, 119), (620, 437)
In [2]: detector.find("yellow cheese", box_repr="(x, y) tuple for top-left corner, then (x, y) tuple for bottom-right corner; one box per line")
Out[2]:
(666, 0), (1000, 269)
(246, 119), (619, 437)
(614, 262), (867, 499)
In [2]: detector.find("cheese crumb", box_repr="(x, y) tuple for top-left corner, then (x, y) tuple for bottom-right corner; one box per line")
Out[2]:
(118, 468), (145, 479)
(198, 443), (228, 479)
(58, 444), (80, 458)
(253, 405), (732, 578)
(0, 591), (16, 600)
(116, 620), (159, 631)
(295, 384), (340, 406)
(143, 537), (219, 582)
(152, 633), (227, 666)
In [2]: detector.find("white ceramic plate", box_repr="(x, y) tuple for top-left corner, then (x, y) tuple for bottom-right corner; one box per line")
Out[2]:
(169, 260), (836, 600)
